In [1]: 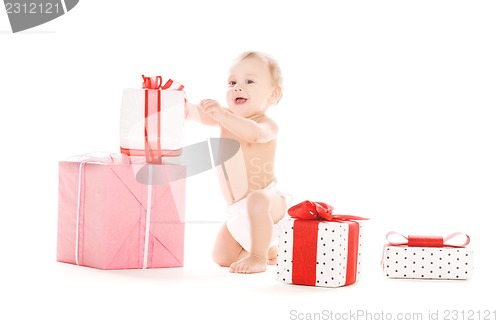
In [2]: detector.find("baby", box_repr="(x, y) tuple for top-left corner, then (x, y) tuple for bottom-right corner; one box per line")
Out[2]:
(187, 51), (289, 274)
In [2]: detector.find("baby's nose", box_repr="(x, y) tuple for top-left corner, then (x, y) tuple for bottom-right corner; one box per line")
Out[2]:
(233, 85), (243, 91)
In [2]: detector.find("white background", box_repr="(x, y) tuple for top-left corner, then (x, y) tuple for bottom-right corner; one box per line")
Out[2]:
(1, 1), (499, 323)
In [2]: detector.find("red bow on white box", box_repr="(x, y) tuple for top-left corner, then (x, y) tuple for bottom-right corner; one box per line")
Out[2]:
(386, 231), (470, 248)
(288, 200), (367, 222)
(286, 201), (367, 286)
(138, 75), (186, 164)
(142, 75), (184, 91)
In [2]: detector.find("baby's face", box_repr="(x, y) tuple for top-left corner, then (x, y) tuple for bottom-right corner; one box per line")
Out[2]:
(226, 56), (277, 117)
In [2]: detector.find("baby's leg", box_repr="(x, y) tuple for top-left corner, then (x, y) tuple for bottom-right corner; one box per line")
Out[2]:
(212, 222), (279, 267)
(212, 223), (248, 267)
(229, 189), (286, 274)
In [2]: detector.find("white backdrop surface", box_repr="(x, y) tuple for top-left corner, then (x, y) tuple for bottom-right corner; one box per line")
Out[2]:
(1, 1), (499, 323)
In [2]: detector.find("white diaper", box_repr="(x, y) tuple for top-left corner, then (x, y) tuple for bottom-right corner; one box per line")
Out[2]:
(225, 182), (293, 252)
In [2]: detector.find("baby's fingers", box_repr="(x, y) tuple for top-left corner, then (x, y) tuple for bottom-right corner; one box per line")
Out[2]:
(199, 99), (214, 106)
(199, 104), (213, 114)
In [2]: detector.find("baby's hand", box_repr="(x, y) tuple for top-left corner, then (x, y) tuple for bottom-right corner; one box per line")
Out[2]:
(199, 99), (226, 121)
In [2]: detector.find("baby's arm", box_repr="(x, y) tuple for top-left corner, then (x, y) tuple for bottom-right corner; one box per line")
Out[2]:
(185, 101), (219, 126)
(199, 100), (277, 143)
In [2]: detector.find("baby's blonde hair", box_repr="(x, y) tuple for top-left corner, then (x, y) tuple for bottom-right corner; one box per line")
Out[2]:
(234, 51), (283, 104)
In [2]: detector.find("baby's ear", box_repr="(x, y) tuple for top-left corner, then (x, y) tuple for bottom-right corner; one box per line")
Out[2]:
(269, 85), (282, 104)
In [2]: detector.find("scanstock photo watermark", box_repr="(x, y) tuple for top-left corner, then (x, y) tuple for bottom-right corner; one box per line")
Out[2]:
(3, 0), (79, 33)
(289, 308), (497, 321)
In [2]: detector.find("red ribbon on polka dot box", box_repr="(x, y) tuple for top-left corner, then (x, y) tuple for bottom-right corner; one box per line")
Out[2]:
(382, 231), (473, 280)
(276, 201), (368, 288)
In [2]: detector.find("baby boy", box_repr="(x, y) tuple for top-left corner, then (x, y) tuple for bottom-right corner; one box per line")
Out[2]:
(187, 51), (289, 273)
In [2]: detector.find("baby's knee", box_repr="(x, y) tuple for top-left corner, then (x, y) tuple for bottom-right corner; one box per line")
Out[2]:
(212, 249), (235, 267)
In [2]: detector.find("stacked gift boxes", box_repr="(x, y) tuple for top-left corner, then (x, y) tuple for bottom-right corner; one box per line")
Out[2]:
(57, 76), (187, 270)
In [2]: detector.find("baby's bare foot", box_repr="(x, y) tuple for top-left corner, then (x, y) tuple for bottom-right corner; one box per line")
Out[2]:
(229, 254), (267, 274)
(267, 246), (278, 265)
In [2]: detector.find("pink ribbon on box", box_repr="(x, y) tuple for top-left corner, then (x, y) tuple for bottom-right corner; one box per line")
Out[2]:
(140, 75), (186, 164)
(385, 231), (470, 248)
(71, 154), (128, 266)
(287, 201), (368, 286)
(71, 154), (154, 269)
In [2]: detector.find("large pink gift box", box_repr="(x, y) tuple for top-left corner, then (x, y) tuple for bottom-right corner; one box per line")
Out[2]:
(57, 155), (185, 270)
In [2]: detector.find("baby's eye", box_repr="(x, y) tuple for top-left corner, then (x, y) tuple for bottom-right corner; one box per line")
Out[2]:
(228, 80), (237, 86)
(246, 80), (254, 84)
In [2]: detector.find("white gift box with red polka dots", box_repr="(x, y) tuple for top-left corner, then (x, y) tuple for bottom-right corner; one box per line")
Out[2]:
(382, 232), (473, 280)
(276, 218), (364, 288)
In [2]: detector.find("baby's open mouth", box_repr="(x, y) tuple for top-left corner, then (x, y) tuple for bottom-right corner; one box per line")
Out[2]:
(235, 97), (247, 104)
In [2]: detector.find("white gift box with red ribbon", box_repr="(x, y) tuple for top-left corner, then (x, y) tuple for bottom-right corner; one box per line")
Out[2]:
(120, 76), (186, 163)
(382, 232), (473, 280)
(276, 201), (367, 288)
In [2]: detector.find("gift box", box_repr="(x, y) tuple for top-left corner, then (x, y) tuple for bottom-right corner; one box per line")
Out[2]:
(57, 154), (186, 270)
(276, 201), (367, 288)
(120, 75), (186, 162)
(382, 232), (473, 280)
